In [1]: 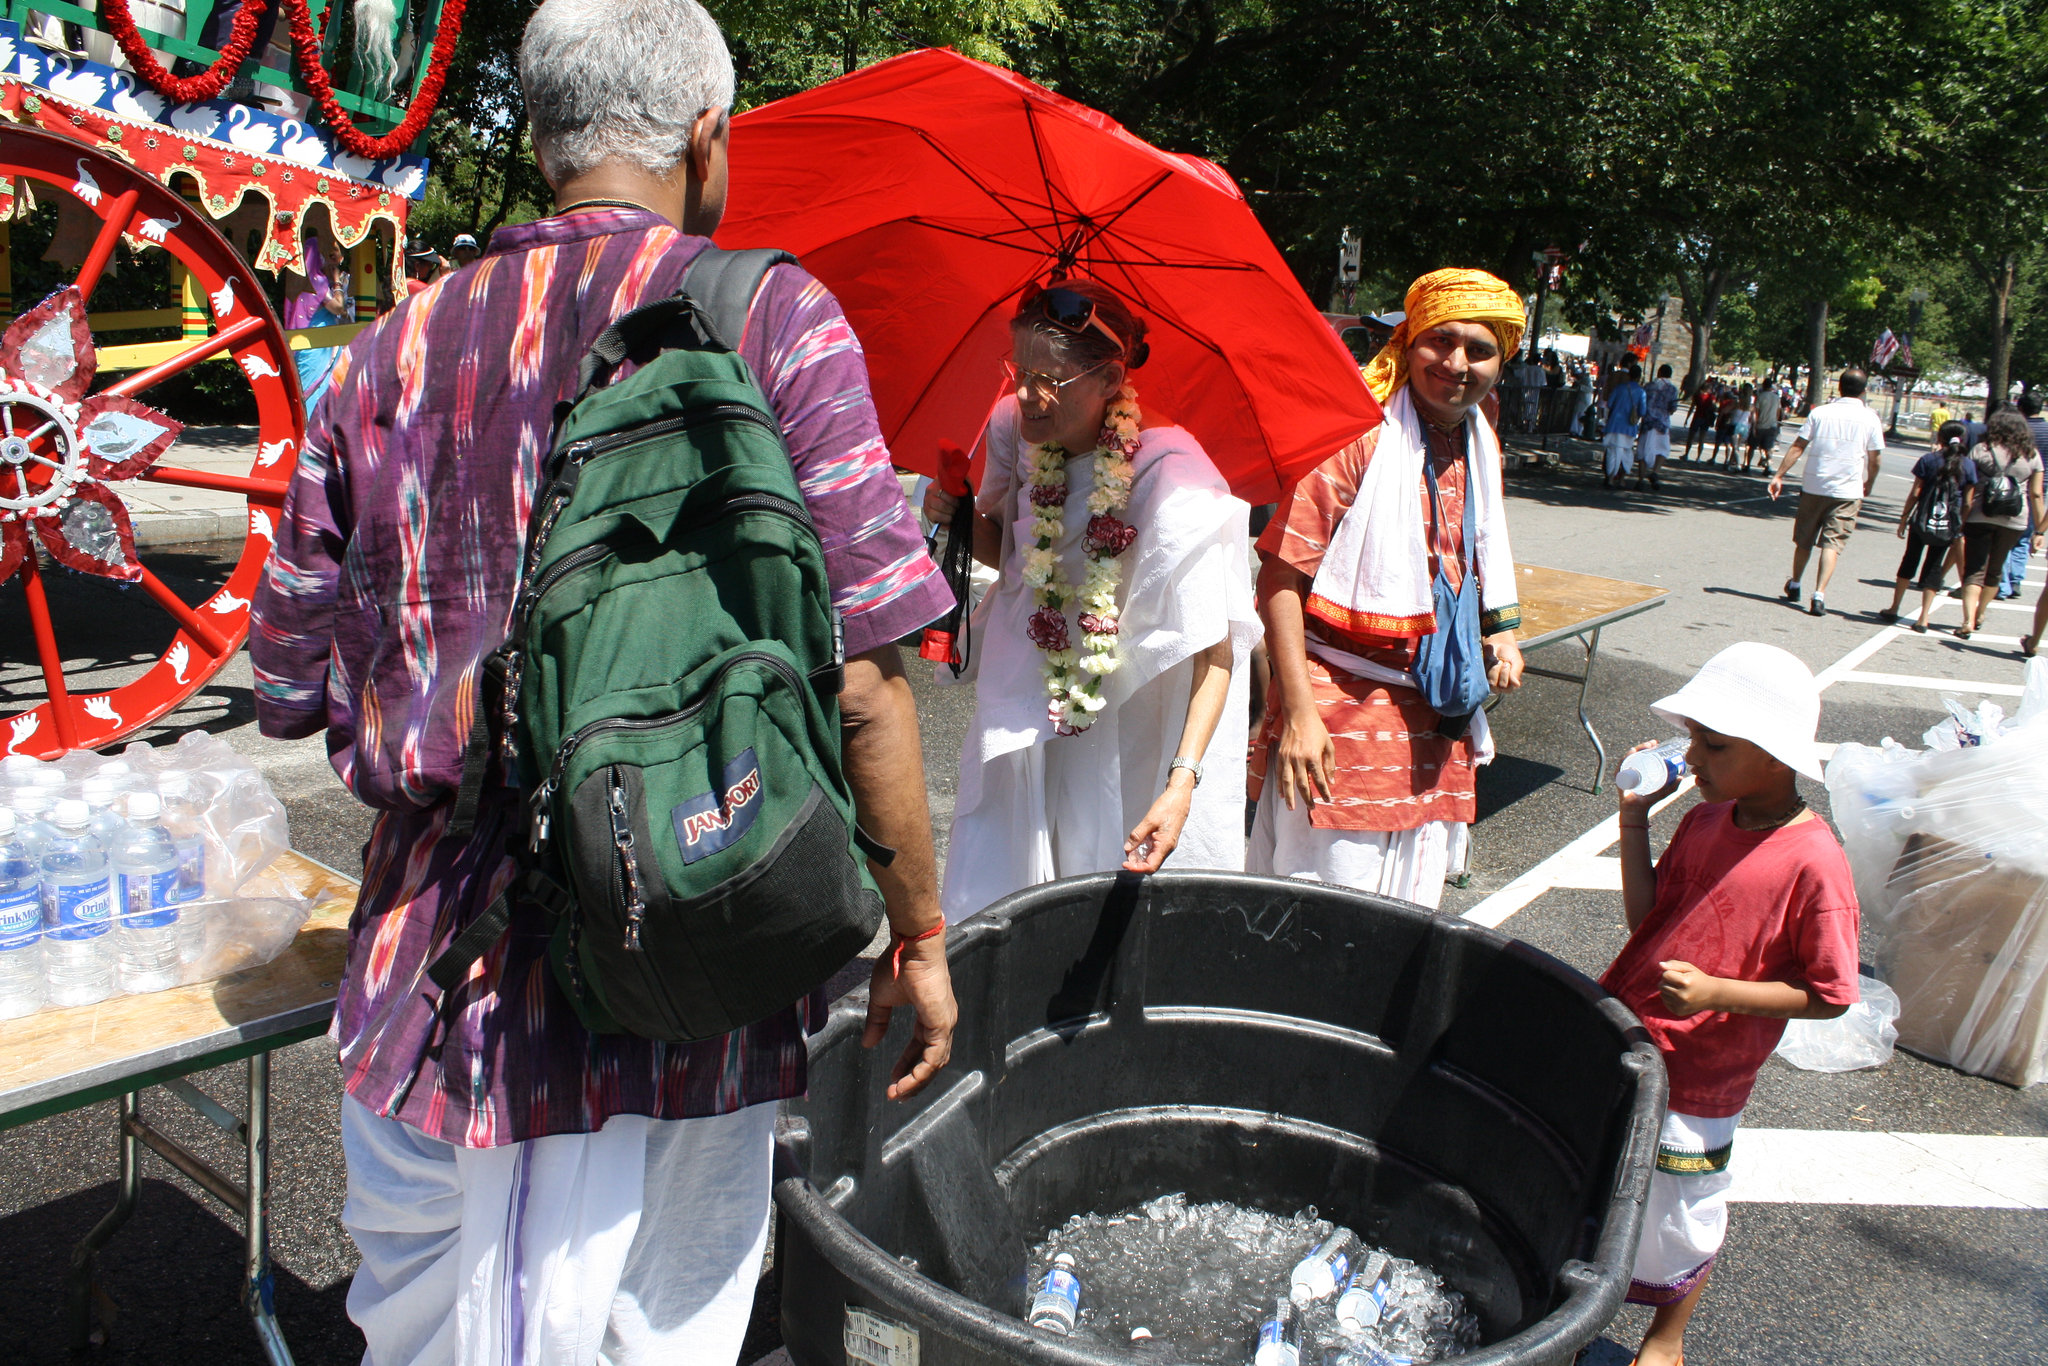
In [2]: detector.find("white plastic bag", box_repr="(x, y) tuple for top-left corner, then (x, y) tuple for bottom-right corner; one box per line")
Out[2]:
(1775, 976), (1900, 1071)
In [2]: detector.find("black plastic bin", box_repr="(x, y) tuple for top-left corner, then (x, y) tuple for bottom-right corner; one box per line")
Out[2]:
(776, 871), (1666, 1365)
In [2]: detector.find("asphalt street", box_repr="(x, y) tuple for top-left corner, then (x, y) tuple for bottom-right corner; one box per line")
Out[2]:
(1, 431), (2044, 1364)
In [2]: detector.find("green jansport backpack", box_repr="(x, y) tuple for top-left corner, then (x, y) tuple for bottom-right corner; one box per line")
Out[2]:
(428, 248), (887, 1042)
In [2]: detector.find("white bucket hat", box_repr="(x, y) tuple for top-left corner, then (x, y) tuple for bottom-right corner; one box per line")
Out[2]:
(1649, 642), (1824, 780)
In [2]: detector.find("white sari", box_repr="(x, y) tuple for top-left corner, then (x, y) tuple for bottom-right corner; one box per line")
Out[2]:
(939, 398), (1260, 924)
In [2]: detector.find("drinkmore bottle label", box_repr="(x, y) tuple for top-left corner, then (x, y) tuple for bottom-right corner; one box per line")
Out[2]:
(119, 868), (182, 929)
(0, 885), (38, 947)
(50, 877), (113, 939)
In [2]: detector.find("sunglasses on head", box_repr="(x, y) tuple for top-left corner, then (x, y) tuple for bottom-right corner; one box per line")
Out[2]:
(1024, 285), (1132, 359)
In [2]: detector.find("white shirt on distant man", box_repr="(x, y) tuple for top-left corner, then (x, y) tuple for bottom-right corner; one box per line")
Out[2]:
(1796, 395), (1886, 499)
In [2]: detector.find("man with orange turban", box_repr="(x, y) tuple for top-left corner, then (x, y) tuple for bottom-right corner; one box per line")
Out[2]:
(1247, 268), (1527, 907)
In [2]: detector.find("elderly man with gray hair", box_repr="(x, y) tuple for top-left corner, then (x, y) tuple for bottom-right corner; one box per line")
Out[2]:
(248, 1), (960, 1361)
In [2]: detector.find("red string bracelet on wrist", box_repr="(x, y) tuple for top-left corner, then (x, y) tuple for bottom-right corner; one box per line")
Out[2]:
(889, 922), (944, 975)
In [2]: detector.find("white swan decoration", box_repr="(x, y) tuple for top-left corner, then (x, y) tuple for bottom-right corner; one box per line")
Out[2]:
(210, 279), (237, 320)
(380, 163), (426, 196)
(71, 159), (102, 207)
(257, 436), (295, 468)
(166, 640), (191, 684)
(82, 695), (123, 726)
(250, 508), (275, 544)
(226, 105), (280, 156)
(169, 103), (222, 138)
(332, 151), (377, 182)
(205, 591), (249, 615)
(136, 213), (181, 245)
(109, 73), (167, 122)
(278, 120), (328, 166)
(4, 712), (39, 755)
(238, 354), (282, 381)
(46, 64), (107, 107)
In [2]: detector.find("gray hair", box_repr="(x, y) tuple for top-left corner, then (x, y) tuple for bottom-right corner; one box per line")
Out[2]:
(520, 0), (736, 184)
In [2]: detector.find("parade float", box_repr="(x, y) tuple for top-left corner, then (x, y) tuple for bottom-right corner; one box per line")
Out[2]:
(0, 0), (453, 757)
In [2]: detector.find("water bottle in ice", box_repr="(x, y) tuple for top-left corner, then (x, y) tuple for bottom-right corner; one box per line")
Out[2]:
(1027, 1251), (1081, 1334)
(0, 811), (44, 1019)
(113, 793), (183, 994)
(80, 775), (128, 844)
(1336, 1251), (1395, 1332)
(156, 772), (210, 962)
(41, 799), (115, 1006)
(1616, 737), (1689, 794)
(1290, 1227), (1360, 1302)
(1253, 1296), (1302, 1366)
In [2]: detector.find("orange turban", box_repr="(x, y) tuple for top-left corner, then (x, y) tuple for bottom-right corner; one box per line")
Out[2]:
(1362, 268), (1528, 403)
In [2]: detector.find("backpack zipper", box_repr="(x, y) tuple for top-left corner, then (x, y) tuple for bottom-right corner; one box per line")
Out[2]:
(561, 403), (787, 468)
(608, 775), (650, 952)
(531, 649), (808, 851)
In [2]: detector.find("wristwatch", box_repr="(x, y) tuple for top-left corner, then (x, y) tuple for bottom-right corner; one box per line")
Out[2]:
(1169, 756), (1204, 786)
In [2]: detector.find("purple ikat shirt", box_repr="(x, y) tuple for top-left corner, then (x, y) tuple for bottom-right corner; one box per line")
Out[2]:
(249, 208), (952, 1146)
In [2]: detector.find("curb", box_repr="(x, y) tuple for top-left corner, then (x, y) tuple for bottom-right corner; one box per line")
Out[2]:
(131, 507), (252, 548)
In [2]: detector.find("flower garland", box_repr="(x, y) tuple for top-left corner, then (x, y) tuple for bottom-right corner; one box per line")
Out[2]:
(1022, 384), (1142, 735)
(100, 0), (269, 106)
(97, 0), (467, 163)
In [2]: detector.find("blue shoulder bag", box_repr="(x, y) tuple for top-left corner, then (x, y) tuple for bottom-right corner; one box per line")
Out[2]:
(1411, 438), (1490, 737)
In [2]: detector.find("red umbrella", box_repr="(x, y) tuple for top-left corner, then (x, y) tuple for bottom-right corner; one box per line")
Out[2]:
(718, 48), (1379, 503)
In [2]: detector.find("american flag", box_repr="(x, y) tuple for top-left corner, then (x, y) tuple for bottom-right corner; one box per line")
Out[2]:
(1871, 329), (1901, 369)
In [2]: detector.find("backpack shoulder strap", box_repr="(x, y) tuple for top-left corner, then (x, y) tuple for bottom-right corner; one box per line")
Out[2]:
(681, 247), (800, 354)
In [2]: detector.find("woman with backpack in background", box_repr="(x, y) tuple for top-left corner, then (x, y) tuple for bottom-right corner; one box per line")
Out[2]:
(1879, 421), (1976, 632)
(1954, 410), (2046, 640)
(924, 280), (1260, 922)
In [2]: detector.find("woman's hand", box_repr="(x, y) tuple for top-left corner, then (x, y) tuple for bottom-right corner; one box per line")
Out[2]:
(1484, 633), (1524, 692)
(1124, 773), (1196, 872)
(922, 483), (965, 527)
(1272, 700), (1335, 811)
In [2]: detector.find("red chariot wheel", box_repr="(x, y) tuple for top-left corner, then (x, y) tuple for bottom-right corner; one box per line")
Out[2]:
(0, 126), (302, 759)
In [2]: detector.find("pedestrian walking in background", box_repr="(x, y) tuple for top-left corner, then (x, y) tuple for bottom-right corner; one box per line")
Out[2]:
(1249, 269), (1526, 908)
(1881, 421), (1975, 632)
(1999, 393), (2048, 597)
(1604, 643), (1860, 1366)
(1637, 363), (1679, 489)
(1729, 383), (1753, 459)
(1930, 398), (1952, 432)
(1768, 367), (1886, 618)
(1680, 379), (1716, 459)
(449, 231), (481, 268)
(1570, 362), (1595, 438)
(249, 2), (959, 1359)
(1710, 383), (1739, 464)
(1952, 410), (2046, 640)
(1603, 361), (1648, 488)
(1746, 375), (1784, 473)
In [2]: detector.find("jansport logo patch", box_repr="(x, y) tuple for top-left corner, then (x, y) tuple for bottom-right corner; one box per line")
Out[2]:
(671, 748), (764, 863)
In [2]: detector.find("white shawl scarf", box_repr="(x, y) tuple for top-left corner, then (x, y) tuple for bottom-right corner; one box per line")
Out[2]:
(1305, 386), (1517, 639)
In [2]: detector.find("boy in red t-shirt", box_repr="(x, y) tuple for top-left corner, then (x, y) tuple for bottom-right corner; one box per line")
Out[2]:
(1601, 642), (1861, 1366)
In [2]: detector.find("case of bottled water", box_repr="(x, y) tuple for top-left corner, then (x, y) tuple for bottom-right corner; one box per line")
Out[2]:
(0, 810), (45, 1018)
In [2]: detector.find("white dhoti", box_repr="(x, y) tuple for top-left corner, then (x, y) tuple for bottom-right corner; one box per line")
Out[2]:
(341, 1095), (775, 1366)
(1627, 1108), (1739, 1307)
(940, 400), (1260, 924)
(1604, 431), (1637, 477)
(1245, 794), (1467, 910)
(1637, 427), (1671, 468)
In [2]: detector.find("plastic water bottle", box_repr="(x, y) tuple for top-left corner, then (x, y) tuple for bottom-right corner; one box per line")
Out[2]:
(1252, 1296), (1302, 1366)
(41, 799), (115, 1006)
(80, 775), (128, 844)
(1616, 737), (1690, 794)
(1027, 1251), (1082, 1335)
(1290, 1227), (1361, 1303)
(156, 773), (210, 962)
(1336, 1251), (1395, 1332)
(0, 811), (44, 1018)
(5, 787), (56, 860)
(113, 793), (183, 994)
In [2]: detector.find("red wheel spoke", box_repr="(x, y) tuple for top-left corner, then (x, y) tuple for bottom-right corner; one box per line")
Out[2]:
(74, 188), (143, 305)
(142, 464), (288, 500)
(18, 552), (79, 750)
(103, 316), (270, 399)
(138, 566), (234, 657)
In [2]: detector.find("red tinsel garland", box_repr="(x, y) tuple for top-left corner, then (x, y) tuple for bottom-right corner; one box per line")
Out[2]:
(97, 0), (467, 163)
(279, 0), (466, 160)
(99, 0), (270, 106)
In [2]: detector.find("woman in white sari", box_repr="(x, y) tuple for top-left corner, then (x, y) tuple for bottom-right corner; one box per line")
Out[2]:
(923, 281), (1260, 924)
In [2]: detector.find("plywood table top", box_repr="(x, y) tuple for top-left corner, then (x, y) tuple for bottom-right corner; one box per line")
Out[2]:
(1514, 564), (1668, 648)
(0, 849), (359, 1129)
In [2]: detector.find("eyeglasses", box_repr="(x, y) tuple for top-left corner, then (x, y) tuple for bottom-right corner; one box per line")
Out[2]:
(1003, 357), (1113, 402)
(1023, 285), (1129, 356)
